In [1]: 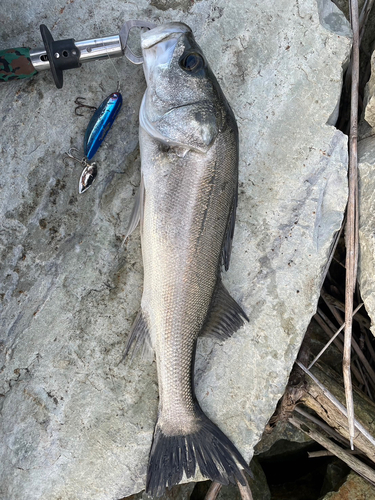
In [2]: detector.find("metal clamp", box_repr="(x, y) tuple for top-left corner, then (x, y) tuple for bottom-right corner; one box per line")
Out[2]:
(119, 20), (157, 65)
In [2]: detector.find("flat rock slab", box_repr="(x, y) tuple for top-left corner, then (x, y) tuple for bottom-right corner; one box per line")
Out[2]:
(0, 1), (350, 499)
(359, 51), (375, 331)
(358, 136), (375, 337)
(363, 50), (375, 128)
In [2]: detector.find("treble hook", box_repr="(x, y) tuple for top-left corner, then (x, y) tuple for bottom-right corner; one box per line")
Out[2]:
(63, 147), (85, 166)
(74, 97), (98, 117)
(63, 147), (98, 194)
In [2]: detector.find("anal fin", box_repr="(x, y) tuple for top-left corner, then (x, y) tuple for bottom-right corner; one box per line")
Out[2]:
(124, 175), (145, 240)
(200, 280), (248, 341)
(123, 310), (153, 361)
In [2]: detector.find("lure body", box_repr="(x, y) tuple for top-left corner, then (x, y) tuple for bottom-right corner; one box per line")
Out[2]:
(83, 91), (123, 160)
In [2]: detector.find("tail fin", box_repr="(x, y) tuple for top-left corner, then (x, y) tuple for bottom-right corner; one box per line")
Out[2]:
(146, 407), (250, 497)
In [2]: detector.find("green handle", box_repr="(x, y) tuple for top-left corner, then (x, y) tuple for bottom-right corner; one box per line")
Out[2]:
(0, 47), (37, 82)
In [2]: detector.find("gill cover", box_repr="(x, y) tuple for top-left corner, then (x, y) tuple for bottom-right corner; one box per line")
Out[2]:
(140, 25), (222, 153)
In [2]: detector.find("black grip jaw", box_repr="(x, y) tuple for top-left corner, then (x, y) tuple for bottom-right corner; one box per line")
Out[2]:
(40, 24), (81, 88)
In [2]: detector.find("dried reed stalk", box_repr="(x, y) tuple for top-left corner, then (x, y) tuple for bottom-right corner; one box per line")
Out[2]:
(344, 0), (360, 450)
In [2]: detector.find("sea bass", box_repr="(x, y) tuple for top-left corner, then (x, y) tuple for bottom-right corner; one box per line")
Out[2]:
(125, 22), (249, 497)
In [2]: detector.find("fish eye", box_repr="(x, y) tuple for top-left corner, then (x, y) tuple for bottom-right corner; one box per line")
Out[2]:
(179, 52), (205, 72)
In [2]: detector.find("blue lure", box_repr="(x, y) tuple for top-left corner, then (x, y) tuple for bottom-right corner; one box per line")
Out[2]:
(65, 91), (123, 193)
(83, 91), (123, 160)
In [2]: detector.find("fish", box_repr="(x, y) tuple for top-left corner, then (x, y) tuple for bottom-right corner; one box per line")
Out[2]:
(125, 22), (250, 497)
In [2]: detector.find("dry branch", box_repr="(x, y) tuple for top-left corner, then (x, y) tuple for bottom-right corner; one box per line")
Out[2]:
(204, 482), (222, 500)
(313, 312), (365, 386)
(295, 406), (349, 447)
(320, 290), (370, 329)
(235, 476), (254, 500)
(314, 312), (344, 353)
(296, 362), (375, 462)
(345, 0), (360, 450)
(290, 416), (375, 485)
(308, 450), (361, 458)
(308, 303), (363, 369)
(203, 477), (253, 500)
(317, 296), (375, 390)
(359, 0), (375, 43)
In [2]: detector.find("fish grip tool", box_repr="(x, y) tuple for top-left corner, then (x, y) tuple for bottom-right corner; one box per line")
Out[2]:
(0, 20), (156, 87)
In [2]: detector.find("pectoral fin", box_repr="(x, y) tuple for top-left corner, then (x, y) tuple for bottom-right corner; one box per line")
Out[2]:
(200, 280), (248, 341)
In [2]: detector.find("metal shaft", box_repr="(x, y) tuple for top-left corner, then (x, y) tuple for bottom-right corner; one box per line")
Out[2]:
(30, 35), (122, 71)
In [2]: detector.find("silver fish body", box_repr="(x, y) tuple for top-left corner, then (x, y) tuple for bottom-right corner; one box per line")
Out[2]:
(125, 22), (249, 497)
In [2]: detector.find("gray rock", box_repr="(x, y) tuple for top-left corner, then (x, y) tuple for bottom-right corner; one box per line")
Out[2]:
(0, 0), (350, 499)
(363, 50), (375, 128)
(321, 471), (375, 499)
(320, 460), (350, 497)
(254, 422), (313, 456)
(317, 0), (352, 37)
(124, 482), (196, 500)
(358, 136), (375, 337)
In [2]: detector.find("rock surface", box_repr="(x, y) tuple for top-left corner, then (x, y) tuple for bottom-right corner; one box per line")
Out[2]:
(358, 136), (375, 337)
(254, 421), (313, 456)
(124, 482), (196, 500)
(0, 0), (350, 499)
(322, 471), (375, 499)
(363, 50), (375, 129)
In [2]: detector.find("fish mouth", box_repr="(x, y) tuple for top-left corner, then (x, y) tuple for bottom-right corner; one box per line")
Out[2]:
(141, 23), (192, 85)
(141, 22), (191, 49)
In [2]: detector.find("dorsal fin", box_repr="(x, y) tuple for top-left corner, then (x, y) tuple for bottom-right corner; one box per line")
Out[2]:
(200, 279), (248, 341)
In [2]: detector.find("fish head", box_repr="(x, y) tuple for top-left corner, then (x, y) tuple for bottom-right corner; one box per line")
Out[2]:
(140, 23), (230, 153)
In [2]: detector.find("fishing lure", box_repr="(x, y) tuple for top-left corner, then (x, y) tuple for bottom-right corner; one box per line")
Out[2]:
(84, 91), (123, 160)
(64, 91), (123, 193)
